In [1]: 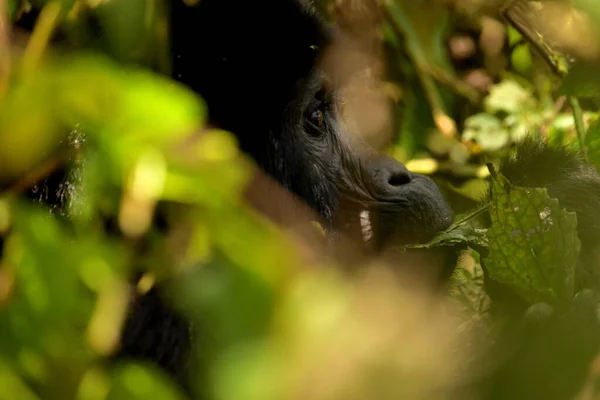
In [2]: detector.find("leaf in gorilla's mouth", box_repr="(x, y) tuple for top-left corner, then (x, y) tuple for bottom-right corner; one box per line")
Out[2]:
(360, 209), (373, 242)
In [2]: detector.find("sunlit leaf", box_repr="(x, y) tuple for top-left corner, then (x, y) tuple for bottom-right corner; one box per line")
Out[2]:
(484, 80), (532, 115)
(463, 113), (509, 152)
(511, 44), (532, 75)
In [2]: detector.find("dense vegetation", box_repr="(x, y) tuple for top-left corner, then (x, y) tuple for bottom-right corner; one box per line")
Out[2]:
(3, 0), (600, 399)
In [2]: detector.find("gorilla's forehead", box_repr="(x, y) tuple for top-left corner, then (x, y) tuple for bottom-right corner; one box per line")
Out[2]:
(170, 0), (333, 118)
(170, 0), (331, 71)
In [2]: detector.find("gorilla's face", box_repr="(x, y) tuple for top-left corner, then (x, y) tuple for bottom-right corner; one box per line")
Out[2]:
(170, 0), (453, 249)
(277, 71), (453, 249)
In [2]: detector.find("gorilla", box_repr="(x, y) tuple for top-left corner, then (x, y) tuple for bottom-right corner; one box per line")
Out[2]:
(10, 0), (600, 397)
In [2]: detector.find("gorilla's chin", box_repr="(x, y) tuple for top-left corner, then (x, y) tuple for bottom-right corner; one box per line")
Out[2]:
(330, 189), (456, 285)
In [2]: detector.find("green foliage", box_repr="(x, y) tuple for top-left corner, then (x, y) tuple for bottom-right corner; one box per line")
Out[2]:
(558, 61), (600, 98)
(0, 43), (307, 400)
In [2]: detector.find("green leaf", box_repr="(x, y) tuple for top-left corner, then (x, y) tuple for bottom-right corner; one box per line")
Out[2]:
(511, 44), (532, 75)
(106, 364), (188, 400)
(0, 73), (66, 182)
(584, 119), (600, 170)
(507, 25), (523, 47)
(484, 172), (579, 305)
(558, 61), (600, 98)
(0, 53), (206, 184)
(50, 55), (206, 145)
(0, 360), (40, 400)
(7, 0), (19, 21)
(93, 0), (166, 65)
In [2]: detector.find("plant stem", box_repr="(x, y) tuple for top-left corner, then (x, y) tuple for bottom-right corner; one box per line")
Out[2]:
(569, 96), (586, 149)
(21, 1), (62, 77)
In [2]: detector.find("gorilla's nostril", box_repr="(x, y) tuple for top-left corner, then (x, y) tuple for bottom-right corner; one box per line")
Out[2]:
(388, 172), (412, 187)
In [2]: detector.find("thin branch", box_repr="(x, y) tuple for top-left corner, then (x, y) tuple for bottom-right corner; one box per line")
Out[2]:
(423, 63), (482, 105)
(569, 96), (586, 149)
(539, 95), (566, 137)
(453, 203), (492, 226)
(501, 0), (569, 77)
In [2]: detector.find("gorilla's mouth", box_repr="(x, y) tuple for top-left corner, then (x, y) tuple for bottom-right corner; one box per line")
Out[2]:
(336, 175), (454, 250)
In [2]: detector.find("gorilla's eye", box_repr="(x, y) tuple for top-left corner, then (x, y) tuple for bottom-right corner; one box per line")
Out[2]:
(305, 93), (328, 136)
(310, 108), (325, 128)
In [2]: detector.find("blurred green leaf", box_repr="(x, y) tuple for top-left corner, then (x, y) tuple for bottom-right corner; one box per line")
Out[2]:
(507, 25), (523, 47)
(0, 75), (66, 182)
(93, 0), (166, 66)
(558, 61), (600, 98)
(463, 113), (509, 152)
(0, 53), (206, 183)
(511, 44), (532, 75)
(106, 364), (188, 400)
(7, 0), (19, 21)
(485, 80), (532, 115)
(0, 359), (40, 400)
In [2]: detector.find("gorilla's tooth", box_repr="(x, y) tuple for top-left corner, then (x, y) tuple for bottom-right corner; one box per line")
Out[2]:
(360, 210), (373, 242)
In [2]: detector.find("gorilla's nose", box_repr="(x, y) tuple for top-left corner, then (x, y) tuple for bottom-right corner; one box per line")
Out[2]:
(365, 155), (413, 197)
(387, 160), (412, 187)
